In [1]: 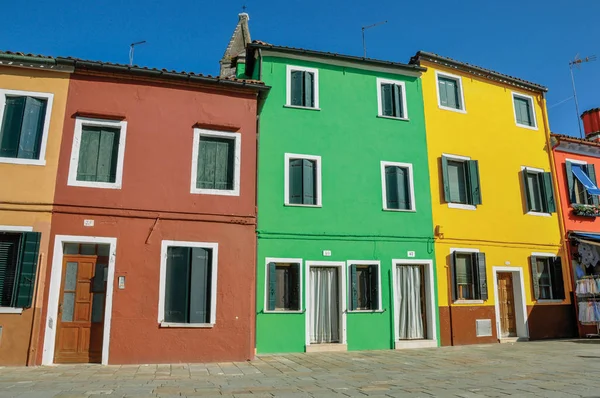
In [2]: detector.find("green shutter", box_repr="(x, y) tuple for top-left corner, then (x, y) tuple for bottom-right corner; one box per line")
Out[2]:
(0, 234), (21, 307)
(530, 256), (540, 300)
(438, 78), (448, 107)
(289, 263), (300, 310)
(94, 128), (119, 183)
(542, 172), (556, 213)
(441, 156), (451, 203)
(289, 159), (303, 204)
(474, 253), (487, 300)
(515, 97), (532, 126)
(302, 159), (316, 205)
(565, 161), (575, 204)
(77, 126), (100, 181)
(514, 98), (524, 124)
(587, 165), (599, 205)
(522, 170), (532, 212)
(189, 248), (211, 323)
(385, 166), (399, 209)
(164, 247), (190, 323)
(0, 96), (26, 158)
(304, 71), (314, 108)
(369, 265), (379, 310)
(197, 137), (216, 189)
(268, 262), (276, 311)
(13, 232), (41, 308)
(551, 257), (565, 300)
(381, 84), (393, 116)
(197, 137), (233, 190)
(350, 264), (358, 311)
(18, 97), (47, 159)
(468, 160), (482, 205)
(392, 84), (402, 118)
(214, 139), (233, 190)
(440, 78), (458, 109)
(397, 167), (410, 210)
(290, 70), (303, 106)
(450, 252), (458, 301)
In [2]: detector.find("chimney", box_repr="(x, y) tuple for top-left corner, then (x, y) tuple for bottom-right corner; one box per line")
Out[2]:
(582, 108), (600, 143)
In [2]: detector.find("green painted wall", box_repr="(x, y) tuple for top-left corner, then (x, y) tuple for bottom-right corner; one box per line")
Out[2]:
(251, 54), (438, 354)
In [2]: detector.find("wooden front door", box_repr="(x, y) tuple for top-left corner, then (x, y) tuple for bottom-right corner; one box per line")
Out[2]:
(497, 272), (517, 338)
(54, 255), (106, 363)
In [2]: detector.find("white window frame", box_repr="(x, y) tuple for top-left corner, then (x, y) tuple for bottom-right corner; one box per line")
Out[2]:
(380, 161), (416, 212)
(285, 65), (320, 110)
(67, 117), (128, 189)
(0, 225), (34, 314)
(376, 78), (409, 121)
(263, 257), (304, 314)
(284, 153), (322, 207)
(0, 89), (54, 166)
(531, 252), (564, 303)
(442, 153), (476, 211)
(512, 92), (538, 130)
(450, 247), (483, 304)
(346, 260), (383, 312)
(190, 128), (241, 196)
(158, 240), (219, 328)
(520, 166), (551, 217)
(435, 71), (466, 114)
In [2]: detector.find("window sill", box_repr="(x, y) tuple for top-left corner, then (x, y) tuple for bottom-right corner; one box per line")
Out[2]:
(377, 115), (409, 122)
(67, 180), (122, 190)
(527, 211), (551, 217)
(347, 309), (385, 313)
(438, 105), (466, 114)
(0, 307), (24, 314)
(453, 300), (484, 305)
(284, 203), (322, 208)
(160, 322), (214, 328)
(284, 105), (321, 111)
(191, 188), (240, 196)
(0, 157), (46, 166)
(263, 310), (304, 314)
(515, 123), (538, 131)
(448, 203), (476, 211)
(536, 299), (565, 304)
(383, 208), (416, 213)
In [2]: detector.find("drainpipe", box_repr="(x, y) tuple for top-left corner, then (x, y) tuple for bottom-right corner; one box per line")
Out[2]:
(26, 252), (44, 366)
(446, 264), (454, 346)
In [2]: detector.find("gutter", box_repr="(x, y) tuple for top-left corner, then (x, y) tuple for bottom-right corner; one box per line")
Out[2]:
(0, 53), (73, 72)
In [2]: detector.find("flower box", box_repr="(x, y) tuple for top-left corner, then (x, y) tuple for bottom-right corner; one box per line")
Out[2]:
(573, 204), (600, 217)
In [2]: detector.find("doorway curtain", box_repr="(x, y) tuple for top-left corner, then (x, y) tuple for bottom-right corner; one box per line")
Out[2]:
(396, 265), (425, 340)
(309, 267), (339, 343)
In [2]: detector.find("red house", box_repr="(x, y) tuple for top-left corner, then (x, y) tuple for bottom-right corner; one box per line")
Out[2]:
(37, 60), (267, 364)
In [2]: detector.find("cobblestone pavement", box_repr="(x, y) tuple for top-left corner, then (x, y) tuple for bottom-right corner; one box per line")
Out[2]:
(1, 340), (600, 397)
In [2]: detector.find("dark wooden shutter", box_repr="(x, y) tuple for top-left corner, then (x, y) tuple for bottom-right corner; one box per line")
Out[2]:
(214, 139), (233, 190)
(18, 97), (47, 159)
(190, 248), (211, 323)
(529, 256), (540, 300)
(381, 84), (393, 116)
(392, 84), (402, 118)
(397, 167), (410, 210)
(289, 159), (303, 204)
(450, 252), (458, 301)
(77, 126), (101, 182)
(290, 70), (303, 106)
(267, 262), (277, 311)
(587, 164), (599, 205)
(542, 172), (556, 213)
(304, 72), (314, 108)
(302, 159), (316, 205)
(522, 170), (532, 212)
(565, 161), (575, 204)
(385, 166), (399, 209)
(468, 160), (482, 205)
(551, 257), (565, 300)
(290, 263), (300, 310)
(0, 234), (21, 307)
(350, 264), (358, 310)
(13, 232), (41, 308)
(164, 247), (190, 323)
(441, 156), (451, 202)
(369, 264), (379, 310)
(515, 97), (524, 124)
(95, 128), (120, 183)
(438, 78), (448, 107)
(0, 96), (26, 158)
(442, 78), (458, 109)
(474, 252), (487, 300)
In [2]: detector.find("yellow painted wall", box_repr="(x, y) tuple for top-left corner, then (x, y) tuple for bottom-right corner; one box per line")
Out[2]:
(419, 61), (566, 309)
(0, 66), (69, 365)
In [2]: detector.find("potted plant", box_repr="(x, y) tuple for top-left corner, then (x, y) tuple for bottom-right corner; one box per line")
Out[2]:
(572, 204), (600, 217)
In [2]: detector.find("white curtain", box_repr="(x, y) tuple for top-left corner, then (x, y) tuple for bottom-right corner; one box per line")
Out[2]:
(396, 265), (425, 340)
(310, 267), (339, 344)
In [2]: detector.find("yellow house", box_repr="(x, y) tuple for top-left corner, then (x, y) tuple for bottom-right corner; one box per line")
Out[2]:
(410, 52), (573, 345)
(0, 53), (71, 365)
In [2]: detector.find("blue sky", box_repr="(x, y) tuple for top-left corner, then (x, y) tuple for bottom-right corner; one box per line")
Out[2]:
(2, 0), (598, 137)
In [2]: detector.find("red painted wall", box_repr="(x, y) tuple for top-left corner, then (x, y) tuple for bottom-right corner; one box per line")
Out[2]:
(39, 73), (260, 364)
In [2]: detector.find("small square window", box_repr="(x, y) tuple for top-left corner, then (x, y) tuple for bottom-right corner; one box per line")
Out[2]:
(349, 263), (380, 311)
(381, 162), (414, 211)
(452, 251), (487, 301)
(436, 72), (465, 112)
(512, 93), (537, 129)
(442, 155), (482, 207)
(522, 168), (555, 214)
(267, 262), (301, 311)
(377, 79), (408, 119)
(285, 153), (321, 206)
(286, 66), (319, 109)
(530, 256), (564, 301)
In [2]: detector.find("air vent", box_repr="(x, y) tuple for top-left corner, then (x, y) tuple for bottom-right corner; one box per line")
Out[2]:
(476, 319), (492, 337)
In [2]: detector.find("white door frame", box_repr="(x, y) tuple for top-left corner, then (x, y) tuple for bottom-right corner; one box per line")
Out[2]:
(305, 261), (347, 346)
(392, 259), (438, 348)
(42, 235), (117, 365)
(492, 266), (529, 340)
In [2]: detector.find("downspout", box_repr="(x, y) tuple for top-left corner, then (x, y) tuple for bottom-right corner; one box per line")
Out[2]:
(26, 252), (44, 366)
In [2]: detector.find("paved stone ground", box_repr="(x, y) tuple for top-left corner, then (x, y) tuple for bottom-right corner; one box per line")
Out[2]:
(1, 340), (600, 397)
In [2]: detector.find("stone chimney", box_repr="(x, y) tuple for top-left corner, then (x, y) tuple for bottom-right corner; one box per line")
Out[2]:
(219, 13), (251, 78)
(582, 108), (600, 143)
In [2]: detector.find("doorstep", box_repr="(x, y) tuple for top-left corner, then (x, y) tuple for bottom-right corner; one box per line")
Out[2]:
(305, 343), (348, 353)
(395, 339), (438, 350)
(499, 337), (529, 344)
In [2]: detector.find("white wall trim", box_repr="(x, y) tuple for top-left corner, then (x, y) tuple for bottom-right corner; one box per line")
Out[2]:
(434, 71), (466, 114)
(376, 78), (408, 120)
(158, 240), (219, 327)
(263, 257), (304, 314)
(305, 261), (346, 347)
(380, 161), (416, 212)
(442, 153), (471, 161)
(286, 65), (320, 109)
(391, 259), (437, 346)
(0, 307), (23, 314)
(565, 157), (588, 166)
(492, 266), (529, 340)
(190, 128), (241, 196)
(531, 252), (557, 257)
(67, 117), (128, 189)
(448, 203), (477, 211)
(521, 166), (545, 173)
(284, 153), (322, 207)
(0, 89), (54, 166)
(346, 260), (382, 312)
(0, 225), (34, 232)
(42, 235), (117, 365)
(512, 91), (538, 130)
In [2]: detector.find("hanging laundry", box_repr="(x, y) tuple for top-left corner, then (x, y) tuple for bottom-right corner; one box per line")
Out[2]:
(578, 243), (600, 268)
(578, 300), (600, 323)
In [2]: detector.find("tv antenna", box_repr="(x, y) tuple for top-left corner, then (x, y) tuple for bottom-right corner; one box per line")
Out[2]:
(129, 40), (147, 66)
(361, 20), (387, 58)
(569, 54), (596, 138)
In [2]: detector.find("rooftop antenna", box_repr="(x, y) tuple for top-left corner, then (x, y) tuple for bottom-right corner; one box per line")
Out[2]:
(129, 40), (147, 66)
(569, 54), (596, 138)
(361, 20), (387, 58)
